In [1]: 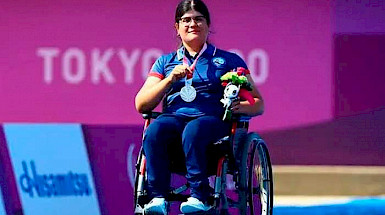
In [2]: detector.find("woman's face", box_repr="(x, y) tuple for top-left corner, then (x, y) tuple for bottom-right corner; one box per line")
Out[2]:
(175, 10), (209, 47)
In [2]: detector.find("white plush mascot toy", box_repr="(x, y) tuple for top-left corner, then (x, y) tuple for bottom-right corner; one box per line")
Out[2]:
(220, 68), (255, 121)
(220, 83), (240, 120)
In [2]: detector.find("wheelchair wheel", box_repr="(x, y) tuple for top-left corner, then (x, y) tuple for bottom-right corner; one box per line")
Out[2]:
(246, 133), (273, 215)
(134, 149), (149, 214)
(213, 157), (230, 215)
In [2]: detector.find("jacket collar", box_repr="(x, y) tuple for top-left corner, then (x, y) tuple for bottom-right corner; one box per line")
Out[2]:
(177, 43), (216, 61)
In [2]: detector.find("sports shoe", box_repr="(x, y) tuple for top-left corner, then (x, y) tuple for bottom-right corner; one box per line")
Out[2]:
(180, 197), (212, 214)
(144, 197), (168, 215)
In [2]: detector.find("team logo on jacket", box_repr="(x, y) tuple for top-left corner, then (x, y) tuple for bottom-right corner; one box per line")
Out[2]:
(212, 57), (226, 67)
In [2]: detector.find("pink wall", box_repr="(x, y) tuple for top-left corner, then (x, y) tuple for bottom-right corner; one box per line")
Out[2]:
(334, 0), (385, 33)
(334, 35), (385, 117)
(1, 1), (384, 214)
(333, 0), (385, 117)
(0, 0), (333, 132)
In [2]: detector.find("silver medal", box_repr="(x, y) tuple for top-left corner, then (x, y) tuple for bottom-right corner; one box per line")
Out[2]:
(180, 85), (196, 102)
(179, 44), (207, 103)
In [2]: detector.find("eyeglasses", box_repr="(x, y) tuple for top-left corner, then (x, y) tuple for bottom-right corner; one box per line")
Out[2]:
(179, 16), (206, 26)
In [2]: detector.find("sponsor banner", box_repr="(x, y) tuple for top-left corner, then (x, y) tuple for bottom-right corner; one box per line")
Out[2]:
(0, 188), (5, 215)
(0, 0), (332, 131)
(0, 125), (22, 215)
(3, 124), (101, 215)
(82, 125), (143, 215)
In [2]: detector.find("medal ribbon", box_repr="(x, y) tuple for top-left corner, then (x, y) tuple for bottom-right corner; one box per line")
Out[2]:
(182, 43), (207, 84)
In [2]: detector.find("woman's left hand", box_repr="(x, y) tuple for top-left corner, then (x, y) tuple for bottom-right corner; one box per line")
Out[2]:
(230, 98), (241, 112)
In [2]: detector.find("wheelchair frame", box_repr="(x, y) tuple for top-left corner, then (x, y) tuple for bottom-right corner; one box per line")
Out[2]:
(133, 112), (273, 215)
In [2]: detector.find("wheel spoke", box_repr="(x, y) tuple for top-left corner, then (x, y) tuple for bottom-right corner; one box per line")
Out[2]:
(231, 133), (273, 215)
(244, 135), (273, 215)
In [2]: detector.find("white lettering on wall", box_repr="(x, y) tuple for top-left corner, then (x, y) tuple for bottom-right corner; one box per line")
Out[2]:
(62, 48), (86, 84)
(37, 47), (269, 85)
(91, 48), (115, 84)
(118, 48), (141, 84)
(228, 48), (269, 85)
(36, 47), (60, 84)
(248, 49), (269, 84)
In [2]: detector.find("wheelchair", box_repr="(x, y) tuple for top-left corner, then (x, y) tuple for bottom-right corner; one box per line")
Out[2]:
(134, 112), (273, 215)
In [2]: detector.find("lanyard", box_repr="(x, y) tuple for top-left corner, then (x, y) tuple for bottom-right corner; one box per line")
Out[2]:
(182, 43), (207, 81)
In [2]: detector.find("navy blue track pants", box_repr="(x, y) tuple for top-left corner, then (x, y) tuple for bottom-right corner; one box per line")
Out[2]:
(143, 114), (231, 201)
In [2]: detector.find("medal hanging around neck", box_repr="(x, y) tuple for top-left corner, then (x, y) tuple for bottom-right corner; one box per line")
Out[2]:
(180, 78), (196, 102)
(180, 44), (207, 102)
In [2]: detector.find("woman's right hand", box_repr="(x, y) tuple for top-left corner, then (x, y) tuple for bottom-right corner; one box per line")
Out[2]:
(167, 64), (191, 83)
(135, 64), (192, 113)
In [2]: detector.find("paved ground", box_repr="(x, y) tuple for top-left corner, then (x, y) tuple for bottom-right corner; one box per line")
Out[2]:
(273, 165), (385, 196)
(275, 195), (385, 206)
(274, 195), (385, 215)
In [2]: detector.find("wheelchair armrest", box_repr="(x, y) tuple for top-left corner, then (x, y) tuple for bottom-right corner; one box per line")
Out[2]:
(142, 112), (251, 122)
(142, 111), (162, 119)
(231, 114), (252, 122)
(231, 114), (253, 129)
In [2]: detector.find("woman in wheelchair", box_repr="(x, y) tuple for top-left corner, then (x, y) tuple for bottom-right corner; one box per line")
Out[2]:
(135, 0), (264, 214)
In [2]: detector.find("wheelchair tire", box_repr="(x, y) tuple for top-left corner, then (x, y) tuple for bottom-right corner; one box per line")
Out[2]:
(134, 149), (149, 214)
(246, 133), (273, 215)
(213, 157), (230, 215)
(133, 149), (142, 206)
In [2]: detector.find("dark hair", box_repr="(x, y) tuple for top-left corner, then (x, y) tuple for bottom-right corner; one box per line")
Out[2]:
(175, 0), (211, 26)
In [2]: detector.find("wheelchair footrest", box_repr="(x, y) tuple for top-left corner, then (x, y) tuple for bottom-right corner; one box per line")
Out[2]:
(134, 204), (144, 214)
